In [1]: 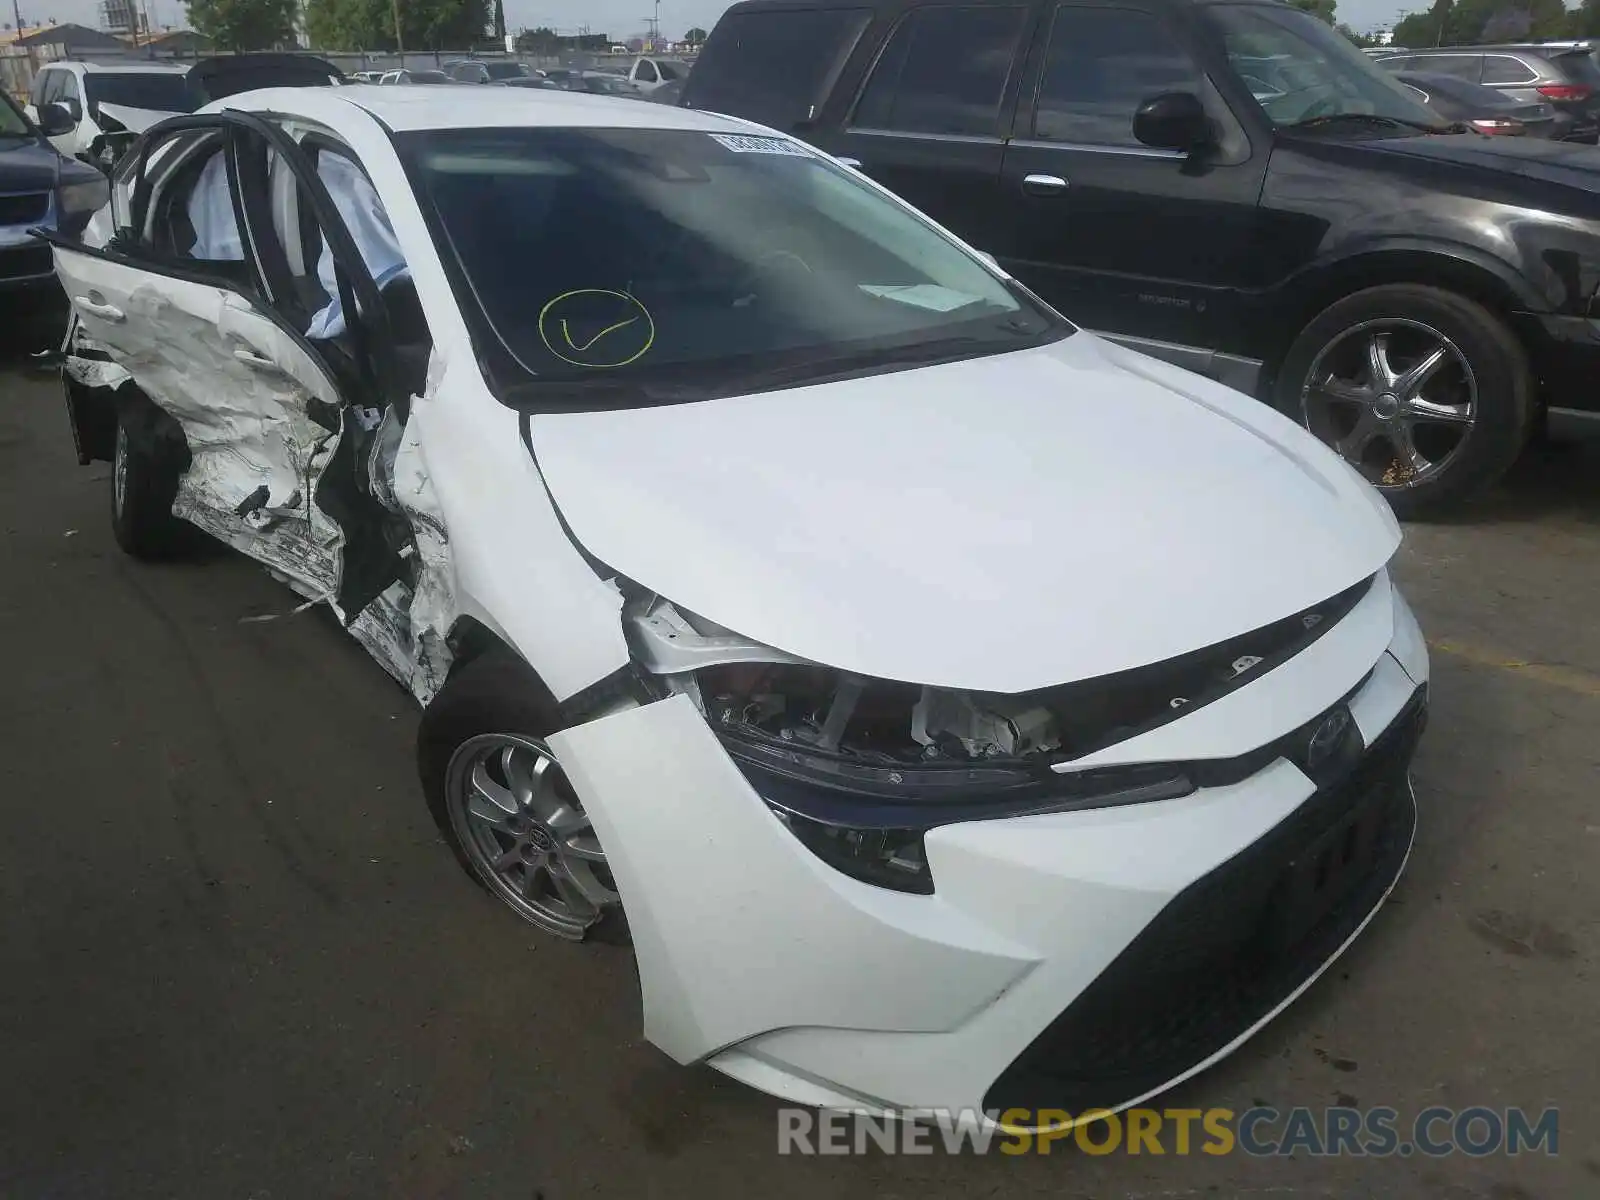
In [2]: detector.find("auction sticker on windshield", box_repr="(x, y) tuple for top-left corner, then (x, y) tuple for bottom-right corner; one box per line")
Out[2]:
(709, 133), (810, 156)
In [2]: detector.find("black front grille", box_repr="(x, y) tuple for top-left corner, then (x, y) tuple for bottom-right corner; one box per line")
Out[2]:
(983, 687), (1427, 1115)
(0, 192), (50, 227)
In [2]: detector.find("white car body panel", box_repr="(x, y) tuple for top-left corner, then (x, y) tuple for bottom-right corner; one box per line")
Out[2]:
(530, 331), (1400, 693)
(551, 607), (1426, 1114)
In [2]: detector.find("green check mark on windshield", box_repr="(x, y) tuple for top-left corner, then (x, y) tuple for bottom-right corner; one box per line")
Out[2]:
(561, 316), (639, 353)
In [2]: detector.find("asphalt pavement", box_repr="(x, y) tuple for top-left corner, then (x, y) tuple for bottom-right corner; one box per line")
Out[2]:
(1, 325), (1596, 1199)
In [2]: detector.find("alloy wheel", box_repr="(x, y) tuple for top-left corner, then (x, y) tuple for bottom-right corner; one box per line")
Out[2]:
(1299, 318), (1477, 490)
(443, 732), (619, 939)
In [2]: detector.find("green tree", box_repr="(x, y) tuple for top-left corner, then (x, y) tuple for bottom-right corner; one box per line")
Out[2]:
(515, 24), (559, 52)
(1575, 0), (1600, 36)
(1391, 10), (1441, 44)
(1338, 21), (1382, 45)
(684, 26), (708, 45)
(1289, 0), (1338, 22)
(1389, 0), (1570, 46)
(305, 0), (487, 50)
(185, 0), (298, 50)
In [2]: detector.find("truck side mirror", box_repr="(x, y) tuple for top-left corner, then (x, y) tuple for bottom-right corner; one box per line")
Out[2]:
(1133, 91), (1214, 153)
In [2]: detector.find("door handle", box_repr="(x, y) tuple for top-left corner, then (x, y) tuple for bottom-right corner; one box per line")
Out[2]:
(233, 348), (280, 371)
(1022, 173), (1069, 196)
(74, 297), (125, 321)
(836, 157), (863, 169)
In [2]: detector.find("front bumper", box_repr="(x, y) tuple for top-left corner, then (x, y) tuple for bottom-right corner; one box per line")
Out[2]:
(549, 574), (1429, 1118)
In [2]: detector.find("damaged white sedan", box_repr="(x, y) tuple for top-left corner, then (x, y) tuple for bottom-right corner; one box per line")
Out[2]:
(45, 86), (1430, 1122)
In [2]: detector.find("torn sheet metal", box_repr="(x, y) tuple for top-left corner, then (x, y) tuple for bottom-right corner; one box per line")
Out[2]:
(385, 378), (455, 705)
(64, 351), (132, 391)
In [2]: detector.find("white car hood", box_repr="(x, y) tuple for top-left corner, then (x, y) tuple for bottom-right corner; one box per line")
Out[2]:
(96, 102), (179, 133)
(528, 332), (1400, 693)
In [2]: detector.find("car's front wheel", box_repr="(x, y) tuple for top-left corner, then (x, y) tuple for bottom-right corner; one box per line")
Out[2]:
(1275, 284), (1533, 517)
(418, 651), (625, 942)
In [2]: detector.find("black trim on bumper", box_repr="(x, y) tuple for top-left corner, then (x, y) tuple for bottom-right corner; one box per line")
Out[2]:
(983, 686), (1427, 1115)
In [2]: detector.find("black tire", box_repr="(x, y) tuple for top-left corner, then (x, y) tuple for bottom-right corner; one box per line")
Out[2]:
(1275, 284), (1533, 518)
(418, 650), (628, 943)
(110, 411), (187, 559)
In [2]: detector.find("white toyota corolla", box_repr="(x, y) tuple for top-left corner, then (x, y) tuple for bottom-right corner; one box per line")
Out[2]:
(45, 85), (1428, 1123)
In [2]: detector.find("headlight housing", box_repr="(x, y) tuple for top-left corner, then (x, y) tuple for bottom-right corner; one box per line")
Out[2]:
(701, 664), (1195, 894)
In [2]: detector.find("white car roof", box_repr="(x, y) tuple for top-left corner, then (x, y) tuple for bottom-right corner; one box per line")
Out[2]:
(52, 61), (188, 75)
(230, 84), (755, 135)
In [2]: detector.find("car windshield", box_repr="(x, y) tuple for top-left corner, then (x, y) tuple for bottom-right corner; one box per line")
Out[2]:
(1208, 4), (1449, 132)
(84, 73), (195, 113)
(400, 127), (1065, 405)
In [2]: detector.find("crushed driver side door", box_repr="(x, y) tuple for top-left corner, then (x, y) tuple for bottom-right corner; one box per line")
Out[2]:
(45, 112), (412, 623)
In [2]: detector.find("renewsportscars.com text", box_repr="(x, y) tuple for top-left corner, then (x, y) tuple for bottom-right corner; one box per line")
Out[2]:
(777, 1106), (1559, 1157)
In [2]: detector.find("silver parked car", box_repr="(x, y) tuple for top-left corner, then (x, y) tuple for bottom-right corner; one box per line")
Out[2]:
(1373, 43), (1600, 142)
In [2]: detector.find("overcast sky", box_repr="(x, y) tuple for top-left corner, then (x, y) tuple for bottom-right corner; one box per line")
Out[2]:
(13, 0), (1492, 43)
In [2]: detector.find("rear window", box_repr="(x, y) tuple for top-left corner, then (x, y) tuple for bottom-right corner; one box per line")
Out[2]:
(84, 73), (195, 114)
(483, 62), (529, 80)
(685, 7), (871, 129)
(1553, 49), (1600, 86)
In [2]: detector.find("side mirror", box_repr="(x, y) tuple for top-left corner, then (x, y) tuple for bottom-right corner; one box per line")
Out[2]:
(36, 102), (77, 136)
(1133, 91), (1214, 153)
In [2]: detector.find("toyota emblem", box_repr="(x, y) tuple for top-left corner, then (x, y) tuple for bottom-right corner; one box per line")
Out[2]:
(1306, 707), (1353, 772)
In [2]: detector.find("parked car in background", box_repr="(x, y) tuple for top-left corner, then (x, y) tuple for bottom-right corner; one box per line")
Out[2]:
(624, 55), (691, 95)
(1, 87), (107, 323)
(686, 0), (1600, 514)
(348, 70), (386, 84)
(1373, 43), (1600, 142)
(23, 62), (194, 171)
(45, 83), (1429, 1125)
(446, 60), (532, 84)
(1391, 70), (1555, 137)
(379, 69), (456, 85)
(647, 78), (686, 105)
(556, 72), (644, 98)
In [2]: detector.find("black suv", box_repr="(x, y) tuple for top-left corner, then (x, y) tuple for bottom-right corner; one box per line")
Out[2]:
(685, 0), (1600, 514)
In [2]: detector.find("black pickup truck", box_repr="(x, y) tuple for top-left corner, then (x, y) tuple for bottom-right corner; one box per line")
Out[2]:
(685, 0), (1600, 513)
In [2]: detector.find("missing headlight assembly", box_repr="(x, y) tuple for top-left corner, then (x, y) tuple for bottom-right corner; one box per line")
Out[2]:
(619, 577), (1374, 893)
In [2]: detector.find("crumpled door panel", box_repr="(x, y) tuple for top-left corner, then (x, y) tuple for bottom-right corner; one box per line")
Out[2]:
(53, 245), (348, 595)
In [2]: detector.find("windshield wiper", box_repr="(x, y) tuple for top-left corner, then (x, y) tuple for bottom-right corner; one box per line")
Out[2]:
(1287, 112), (1449, 135)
